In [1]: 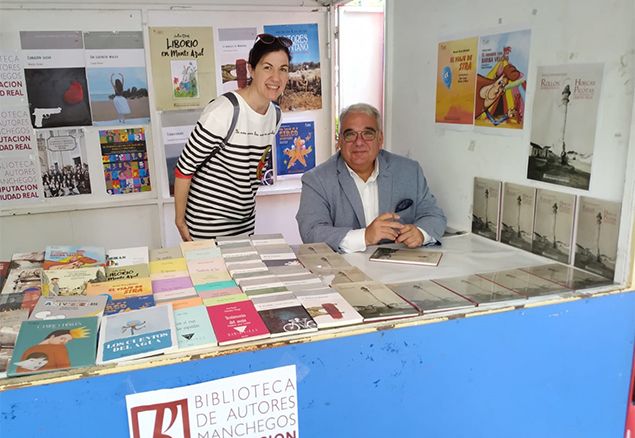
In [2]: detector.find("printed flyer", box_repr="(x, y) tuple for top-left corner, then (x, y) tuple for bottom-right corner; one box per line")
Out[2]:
(99, 128), (151, 195)
(275, 121), (315, 177)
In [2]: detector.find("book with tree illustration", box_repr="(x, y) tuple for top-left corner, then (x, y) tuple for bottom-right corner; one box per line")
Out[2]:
(472, 177), (502, 241)
(532, 189), (576, 263)
(500, 183), (536, 251)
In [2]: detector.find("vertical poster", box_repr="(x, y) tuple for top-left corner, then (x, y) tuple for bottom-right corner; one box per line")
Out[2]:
(148, 27), (215, 111)
(527, 63), (603, 190)
(264, 23), (322, 112)
(84, 31), (151, 126)
(99, 128), (151, 195)
(0, 50), (27, 104)
(161, 124), (194, 196)
(215, 27), (257, 95)
(435, 37), (478, 124)
(275, 121), (315, 178)
(474, 29), (530, 129)
(36, 128), (91, 197)
(20, 31), (92, 128)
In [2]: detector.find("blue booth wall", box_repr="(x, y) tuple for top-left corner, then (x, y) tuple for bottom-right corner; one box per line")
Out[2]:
(2, 291), (634, 437)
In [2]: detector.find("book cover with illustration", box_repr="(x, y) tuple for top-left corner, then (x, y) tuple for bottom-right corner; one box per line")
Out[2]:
(85, 277), (152, 299)
(0, 291), (40, 314)
(0, 308), (29, 375)
(275, 122), (315, 177)
(500, 183), (536, 251)
(478, 269), (572, 298)
(532, 189), (576, 263)
(369, 247), (443, 266)
(520, 263), (614, 291)
(472, 177), (502, 241)
(106, 246), (149, 267)
(432, 275), (524, 306)
(1, 267), (42, 295)
(42, 266), (107, 296)
(10, 251), (45, 270)
(100, 128), (151, 195)
(30, 295), (108, 320)
(574, 196), (621, 279)
(251, 293), (317, 337)
(97, 304), (177, 364)
(206, 300), (270, 346)
(173, 305), (217, 351)
(44, 245), (106, 270)
(293, 287), (363, 329)
(386, 280), (475, 314)
(104, 295), (156, 316)
(8, 316), (99, 376)
(333, 281), (418, 322)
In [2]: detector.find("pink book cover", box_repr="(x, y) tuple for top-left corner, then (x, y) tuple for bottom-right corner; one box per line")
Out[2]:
(151, 276), (193, 293)
(206, 300), (270, 345)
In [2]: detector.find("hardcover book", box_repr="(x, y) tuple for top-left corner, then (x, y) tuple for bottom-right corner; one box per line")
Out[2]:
(500, 183), (536, 251)
(520, 263), (614, 291)
(386, 280), (475, 314)
(42, 266), (107, 296)
(478, 269), (572, 298)
(149, 247), (183, 261)
(30, 295), (108, 320)
(8, 316), (99, 376)
(295, 242), (335, 256)
(532, 189), (576, 263)
(293, 287), (364, 329)
(97, 304), (178, 364)
(44, 245), (106, 270)
(206, 300), (270, 346)
(432, 275), (524, 306)
(574, 196), (621, 279)
(251, 293), (318, 337)
(105, 263), (150, 282)
(472, 177), (502, 241)
(104, 295), (156, 316)
(2, 267), (43, 295)
(105, 246), (149, 267)
(10, 251), (45, 270)
(0, 308), (29, 375)
(369, 247), (443, 266)
(333, 281), (419, 322)
(173, 305), (217, 351)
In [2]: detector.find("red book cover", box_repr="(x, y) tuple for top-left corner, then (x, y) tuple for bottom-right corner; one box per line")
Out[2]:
(206, 300), (270, 346)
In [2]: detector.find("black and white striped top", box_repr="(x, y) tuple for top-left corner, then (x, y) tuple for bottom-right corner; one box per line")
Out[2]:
(175, 92), (279, 239)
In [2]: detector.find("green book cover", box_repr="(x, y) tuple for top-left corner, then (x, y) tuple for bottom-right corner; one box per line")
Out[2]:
(8, 316), (98, 376)
(173, 305), (217, 351)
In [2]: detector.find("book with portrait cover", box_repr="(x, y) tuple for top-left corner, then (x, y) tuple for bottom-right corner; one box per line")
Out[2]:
(43, 245), (106, 270)
(472, 177), (502, 241)
(574, 196), (621, 279)
(532, 189), (576, 264)
(30, 295), (108, 320)
(293, 287), (364, 329)
(333, 281), (419, 322)
(386, 280), (475, 314)
(369, 247), (443, 266)
(500, 183), (536, 251)
(478, 269), (572, 298)
(520, 263), (614, 291)
(432, 275), (525, 306)
(8, 316), (99, 376)
(97, 304), (177, 364)
(206, 300), (270, 346)
(251, 292), (318, 338)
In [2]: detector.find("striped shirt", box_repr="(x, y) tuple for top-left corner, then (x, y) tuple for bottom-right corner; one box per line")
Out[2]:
(175, 92), (278, 239)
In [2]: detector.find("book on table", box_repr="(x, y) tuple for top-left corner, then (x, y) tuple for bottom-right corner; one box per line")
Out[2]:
(30, 295), (108, 320)
(369, 247), (443, 266)
(251, 293), (318, 337)
(333, 281), (419, 322)
(432, 275), (525, 306)
(478, 269), (572, 298)
(519, 263), (614, 291)
(206, 300), (270, 346)
(293, 287), (364, 329)
(386, 280), (475, 313)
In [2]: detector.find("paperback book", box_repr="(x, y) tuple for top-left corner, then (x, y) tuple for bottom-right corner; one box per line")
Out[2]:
(85, 277), (152, 299)
(173, 305), (217, 351)
(105, 246), (149, 267)
(2, 267), (43, 295)
(206, 300), (270, 346)
(317, 267), (372, 286)
(333, 281), (419, 322)
(8, 316), (99, 376)
(0, 308), (29, 375)
(0, 291), (40, 314)
(369, 247), (443, 266)
(149, 258), (188, 275)
(42, 266), (107, 296)
(295, 242), (335, 256)
(30, 295), (108, 320)
(10, 251), (45, 270)
(293, 287), (364, 329)
(179, 239), (216, 254)
(472, 177), (502, 241)
(104, 295), (156, 316)
(298, 254), (352, 273)
(44, 245), (106, 270)
(251, 293), (318, 337)
(520, 263), (614, 291)
(532, 189), (576, 263)
(105, 263), (150, 281)
(250, 234), (287, 246)
(97, 304), (178, 364)
(149, 247), (183, 261)
(478, 269), (572, 298)
(432, 275), (524, 306)
(386, 280), (475, 314)
(500, 183), (536, 251)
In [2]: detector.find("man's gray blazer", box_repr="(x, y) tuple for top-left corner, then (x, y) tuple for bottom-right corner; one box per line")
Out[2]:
(295, 150), (447, 250)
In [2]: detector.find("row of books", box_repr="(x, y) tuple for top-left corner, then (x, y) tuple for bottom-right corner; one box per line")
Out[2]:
(0, 236), (615, 378)
(471, 177), (621, 279)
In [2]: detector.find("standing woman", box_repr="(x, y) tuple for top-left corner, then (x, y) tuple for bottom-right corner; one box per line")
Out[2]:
(174, 34), (291, 241)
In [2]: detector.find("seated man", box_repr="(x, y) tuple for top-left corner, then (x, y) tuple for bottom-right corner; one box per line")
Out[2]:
(296, 103), (447, 253)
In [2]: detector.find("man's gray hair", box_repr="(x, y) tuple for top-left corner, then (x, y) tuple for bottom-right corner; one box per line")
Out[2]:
(339, 103), (383, 133)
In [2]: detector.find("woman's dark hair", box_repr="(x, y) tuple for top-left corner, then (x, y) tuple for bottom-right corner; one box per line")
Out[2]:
(45, 330), (71, 340)
(248, 38), (292, 69)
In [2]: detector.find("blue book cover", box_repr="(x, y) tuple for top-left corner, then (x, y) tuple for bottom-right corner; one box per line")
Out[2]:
(103, 295), (155, 316)
(173, 305), (217, 351)
(275, 121), (315, 177)
(96, 304), (177, 364)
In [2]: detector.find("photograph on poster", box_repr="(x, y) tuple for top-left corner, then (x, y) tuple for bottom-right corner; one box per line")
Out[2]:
(36, 128), (91, 197)
(87, 68), (150, 125)
(215, 27), (257, 95)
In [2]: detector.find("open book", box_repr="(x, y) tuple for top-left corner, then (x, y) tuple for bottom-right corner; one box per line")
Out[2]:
(369, 247), (443, 266)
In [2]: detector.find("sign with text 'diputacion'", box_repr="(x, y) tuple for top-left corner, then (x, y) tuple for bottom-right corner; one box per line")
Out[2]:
(126, 365), (298, 438)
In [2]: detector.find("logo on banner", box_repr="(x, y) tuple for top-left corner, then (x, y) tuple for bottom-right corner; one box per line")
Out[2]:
(130, 398), (191, 438)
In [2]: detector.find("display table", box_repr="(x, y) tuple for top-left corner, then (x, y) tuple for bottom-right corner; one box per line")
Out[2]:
(1, 235), (633, 437)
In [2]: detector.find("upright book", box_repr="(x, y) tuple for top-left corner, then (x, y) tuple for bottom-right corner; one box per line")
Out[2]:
(333, 281), (419, 322)
(500, 183), (536, 251)
(369, 247), (443, 266)
(472, 177), (502, 241)
(8, 316), (99, 376)
(532, 188), (576, 264)
(386, 280), (475, 314)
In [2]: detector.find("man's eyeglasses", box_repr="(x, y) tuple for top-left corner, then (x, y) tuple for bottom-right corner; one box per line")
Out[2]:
(256, 33), (293, 48)
(341, 129), (377, 143)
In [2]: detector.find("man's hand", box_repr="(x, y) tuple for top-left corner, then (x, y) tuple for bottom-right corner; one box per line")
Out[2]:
(395, 224), (424, 248)
(175, 218), (192, 242)
(365, 212), (403, 245)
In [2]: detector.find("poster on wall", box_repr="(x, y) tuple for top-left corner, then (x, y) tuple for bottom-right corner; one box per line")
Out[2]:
(36, 128), (91, 197)
(435, 37), (478, 125)
(264, 23), (322, 112)
(474, 29), (530, 130)
(84, 31), (151, 126)
(148, 27), (215, 111)
(0, 154), (41, 203)
(526, 63), (603, 190)
(20, 31), (92, 128)
(275, 121), (315, 178)
(99, 128), (151, 195)
(161, 124), (194, 196)
(0, 50), (27, 104)
(215, 27), (257, 95)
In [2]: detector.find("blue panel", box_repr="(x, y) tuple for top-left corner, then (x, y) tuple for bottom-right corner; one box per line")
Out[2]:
(2, 292), (634, 437)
